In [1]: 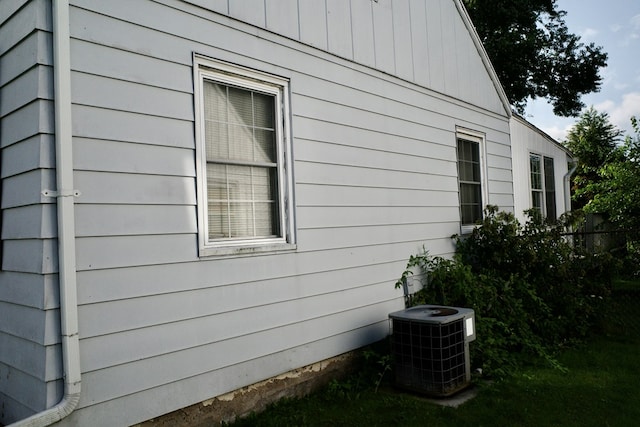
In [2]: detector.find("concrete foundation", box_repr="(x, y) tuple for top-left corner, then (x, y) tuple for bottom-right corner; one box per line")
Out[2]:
(133, 352), (358, 426)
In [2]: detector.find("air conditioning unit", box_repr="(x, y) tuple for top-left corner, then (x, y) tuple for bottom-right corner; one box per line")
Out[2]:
(389, 305), (476, 397)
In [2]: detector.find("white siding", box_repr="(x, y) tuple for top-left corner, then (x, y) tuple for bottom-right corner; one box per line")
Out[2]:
(0, 0), (62, 424)
(2, 0), (513, 425)
(510, 115), (572, 224)
(47, 1), (512, 425)
(188, 0), (508, 116)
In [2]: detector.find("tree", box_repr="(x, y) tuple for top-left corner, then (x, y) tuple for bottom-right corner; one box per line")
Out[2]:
(564, 107), (622, 209)
(464, 0), (608, 117)
(584, 117), (640, 231)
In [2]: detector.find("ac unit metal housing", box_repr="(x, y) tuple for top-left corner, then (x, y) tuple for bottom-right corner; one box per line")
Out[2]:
(389, 305), (476, 397)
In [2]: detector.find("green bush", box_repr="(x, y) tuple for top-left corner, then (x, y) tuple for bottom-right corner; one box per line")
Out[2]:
(397, 206), (614, 377)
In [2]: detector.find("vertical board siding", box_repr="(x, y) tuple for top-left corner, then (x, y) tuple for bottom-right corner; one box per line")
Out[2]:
(425, 0), (446, 93)
(409, 0), (429, 87)
(350, 0), (376, 67)
(297, 0), (327, 50)
(326, 0), (354, 59)
(229, 0), (266, 28)
(392, 0), (414, 81)
(265, 0), (299, 40)
(372, 0), (396, 74)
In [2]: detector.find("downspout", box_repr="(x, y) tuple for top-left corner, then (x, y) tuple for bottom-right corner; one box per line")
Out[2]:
(563, 159), (578, 214)
(10, 0), (82, 425)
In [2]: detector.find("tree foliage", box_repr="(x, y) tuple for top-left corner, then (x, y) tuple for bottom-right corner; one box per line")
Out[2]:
(397, 206), (613, 378)
(583, 117), (640, 231)
(564, 107), (623, 209)
(464, 0), (608, 116)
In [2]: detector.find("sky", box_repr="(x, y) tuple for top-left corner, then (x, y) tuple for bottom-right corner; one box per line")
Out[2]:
(524, 0), (640, 142)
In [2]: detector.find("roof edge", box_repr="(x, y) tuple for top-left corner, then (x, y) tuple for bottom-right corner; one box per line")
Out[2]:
(453, 0), (512, 118)
(511, 113), (574, 157)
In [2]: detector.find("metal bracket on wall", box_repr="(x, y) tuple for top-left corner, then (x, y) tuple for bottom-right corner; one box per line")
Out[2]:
(42, 189), (82, 198)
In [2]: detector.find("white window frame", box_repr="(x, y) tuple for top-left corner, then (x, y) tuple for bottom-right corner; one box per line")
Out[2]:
(529, 152), (557, 219)
(193, 54), (296, 256)
(456, 128), (488, 235)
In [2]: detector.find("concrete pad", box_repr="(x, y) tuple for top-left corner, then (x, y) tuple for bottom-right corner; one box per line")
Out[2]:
(422, 385), (479, 408)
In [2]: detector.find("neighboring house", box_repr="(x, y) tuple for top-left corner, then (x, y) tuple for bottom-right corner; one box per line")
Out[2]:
(0, 1), (513, 425)
(510, 114), (574, 225)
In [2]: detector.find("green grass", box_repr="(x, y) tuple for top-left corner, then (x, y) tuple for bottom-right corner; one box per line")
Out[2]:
(230, 287), (640, 427)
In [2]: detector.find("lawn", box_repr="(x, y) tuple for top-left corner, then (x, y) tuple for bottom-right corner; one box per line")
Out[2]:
(230, 285), (640, 427)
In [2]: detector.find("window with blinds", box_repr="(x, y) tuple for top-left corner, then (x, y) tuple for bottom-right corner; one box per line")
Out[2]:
(194, 56), (295, 255)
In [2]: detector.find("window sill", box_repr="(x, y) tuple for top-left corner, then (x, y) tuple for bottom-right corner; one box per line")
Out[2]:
(199, 242), (297, 258)
(460, 224), (477, 235)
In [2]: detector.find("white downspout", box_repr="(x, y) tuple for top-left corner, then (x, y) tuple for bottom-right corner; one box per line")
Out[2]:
(563, 159), (578, 214)
(10, 0), (82, 425)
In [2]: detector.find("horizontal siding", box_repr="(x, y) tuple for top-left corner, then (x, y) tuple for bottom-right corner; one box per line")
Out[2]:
(75, 205), (196, 237)
(296, 161), (459, 191)
(0, 0), (30, 23)
(78, 264), (399, 338)
(34, 1), (514, 425)
(74, 138), (194, 176)
(1, 168), (56, 209)
(79, 280), (393, 372)
(297, 226), (458, 252)
(2, 205), (56, 239)
(64, 323), (390, 427)
(1, 134), (55, 179)
(0, 65), (53, 117)
(69, 39), (192, 93)
(74, 171), (195, 205)
(0, 334), (60, 382)
(76, 257), (408, 306)
(0, 0), (50, 56)
(76, 302), (397, 410)
(297, 206), (458, 229)
(0, 31), (52, 87)
(0, 391), (37, 426)
(71, 71), (193, 121)
(0, 365), (47, 415)
(0, 0), (60, 424)
(296, 184), (460, 207)
(0, 272), (58, 309)
(0, 302), (59, 345)
(72, 105), (193, 148)
(2, 239), (57, 274)
(0, 100), (54, 148)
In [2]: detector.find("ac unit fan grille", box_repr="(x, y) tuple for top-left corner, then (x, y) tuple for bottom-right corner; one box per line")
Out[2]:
(392, 317), (468, 396)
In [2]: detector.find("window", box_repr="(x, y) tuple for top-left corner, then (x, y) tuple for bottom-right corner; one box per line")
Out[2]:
(456, 130), (487, 233)
(194, 55), (295, 255)
(529, 153), (556, 219)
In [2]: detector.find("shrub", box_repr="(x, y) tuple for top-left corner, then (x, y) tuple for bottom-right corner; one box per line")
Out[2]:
(396, 206), (614, 377)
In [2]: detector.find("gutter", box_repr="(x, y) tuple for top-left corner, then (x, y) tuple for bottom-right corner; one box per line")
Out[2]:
(10, 0), (82, 425)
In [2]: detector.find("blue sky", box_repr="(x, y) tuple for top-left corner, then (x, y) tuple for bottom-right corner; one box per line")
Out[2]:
(524, 0), (640, 142)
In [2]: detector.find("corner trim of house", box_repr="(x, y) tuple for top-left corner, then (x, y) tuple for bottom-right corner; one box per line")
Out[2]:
(9, 0), (82, 425)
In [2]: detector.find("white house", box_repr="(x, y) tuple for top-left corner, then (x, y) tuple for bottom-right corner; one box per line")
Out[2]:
(0, 1), (514, 425)
(510, 114), (574, 224)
